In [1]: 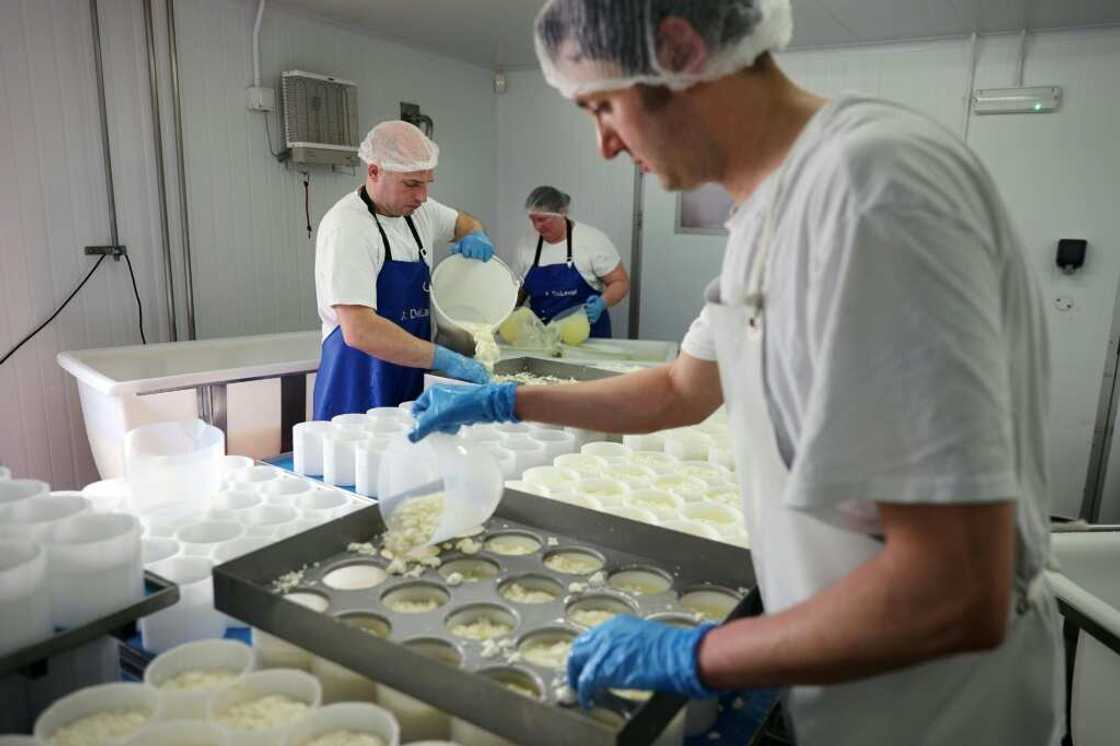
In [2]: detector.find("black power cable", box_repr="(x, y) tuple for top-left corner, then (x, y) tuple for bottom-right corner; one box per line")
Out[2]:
(123, 253), (148, 344)
(0, 256), (107, 367)
(0, 251), (149, 369)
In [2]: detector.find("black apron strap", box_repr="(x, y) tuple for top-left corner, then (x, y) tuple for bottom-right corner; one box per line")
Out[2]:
(533, 218), (574, 268)
(405, 215), (425, 258)
(359, 186), (426, 262)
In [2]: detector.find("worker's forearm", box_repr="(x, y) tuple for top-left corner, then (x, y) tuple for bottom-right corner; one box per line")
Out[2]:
(516, 362), (703, 434)
(601, 277), (629, 307)
(343, 312), (435, 369)
(454, 211), (484, 241)
(697, 529), (1005, 689)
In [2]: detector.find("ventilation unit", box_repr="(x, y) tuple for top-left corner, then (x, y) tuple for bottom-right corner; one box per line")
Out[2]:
(281, 70), (360, 167)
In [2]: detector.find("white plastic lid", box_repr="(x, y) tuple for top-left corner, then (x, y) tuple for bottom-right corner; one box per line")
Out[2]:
(377, 434), (503, 546)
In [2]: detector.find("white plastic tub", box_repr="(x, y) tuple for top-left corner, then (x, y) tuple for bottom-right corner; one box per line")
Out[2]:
(58, 331), (321, 479)
(529, 429), (578, 460)
(45, 512), (143, 628)
(500, 438), (549, 475)
(355, 437), (394, 498)
(0, 540), (51, 655)
(0, 479), (49, 511)
(295, 488), (352, 522)
(123, 720), (230, 746)
(209, 488), (263, 521)
(580, 442), (629, 463)
(242, 504), (299, 538)
(34, 682), (161, 745)
(285, 702), (400, 746)
(175, 520), (245, 557)
(81, 478), (131, 512)
(207, 668), (322, 746)
(323, 429), (368, 487)
(262, 476), (316, 503)
(125, 420), (224, 515)
(293, 421), (334, 477)
(139, 556), (225, 653)
(478, 444), (517, 480)
(145, 639), (255, 718)
(0, 494), (90, 541)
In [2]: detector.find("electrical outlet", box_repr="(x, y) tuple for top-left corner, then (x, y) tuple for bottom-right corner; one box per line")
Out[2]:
(247, 86), (276, 112)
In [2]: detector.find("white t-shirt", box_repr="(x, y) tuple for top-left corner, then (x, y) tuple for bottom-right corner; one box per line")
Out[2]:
(683, 94), (1051, 582)
(513, 220), (622, 291)
(315, 189), (458, 339)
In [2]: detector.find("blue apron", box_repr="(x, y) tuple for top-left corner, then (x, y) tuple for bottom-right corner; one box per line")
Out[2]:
(523, 219), (612, 338)
(313, 187), (431, 420)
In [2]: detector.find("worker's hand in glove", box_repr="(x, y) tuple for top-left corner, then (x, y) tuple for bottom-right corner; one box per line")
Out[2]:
(584, 294), (607, 324)
(450, 230), (495, 262)
(409, 382), (518, 442)
(432, 346), (491, 385)
(566, 615), (718, 710)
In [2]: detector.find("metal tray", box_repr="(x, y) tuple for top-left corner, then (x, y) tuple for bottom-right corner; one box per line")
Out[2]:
(0, 572), (180, 678)
(214, 489), (756, 746)
(427, 357), (623, 392)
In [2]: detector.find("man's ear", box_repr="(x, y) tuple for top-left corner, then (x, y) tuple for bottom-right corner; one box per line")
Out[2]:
(655, 17), (708, 75)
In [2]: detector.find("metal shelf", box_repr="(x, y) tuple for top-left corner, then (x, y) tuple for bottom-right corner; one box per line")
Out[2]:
(0, 572), (179, 679)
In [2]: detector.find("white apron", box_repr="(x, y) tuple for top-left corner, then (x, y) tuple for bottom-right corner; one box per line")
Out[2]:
(705, 178), (1065, 746)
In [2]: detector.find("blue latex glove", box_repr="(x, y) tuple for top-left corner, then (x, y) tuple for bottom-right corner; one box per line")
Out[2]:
(584, 294), (607, 324)
(566, 615), (718, 709)
(432, 345), (490, 385)
(449, 230), (495, 262)
(409, 382), (518, 442)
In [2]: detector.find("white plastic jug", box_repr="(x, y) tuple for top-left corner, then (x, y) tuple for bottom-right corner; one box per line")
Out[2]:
(377, 434), (503, 547)
(431, 255), (519, 357)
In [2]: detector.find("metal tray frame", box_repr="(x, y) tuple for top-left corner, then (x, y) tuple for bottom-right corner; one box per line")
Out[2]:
(427, 357), (622, 392)
(214, 490), (756, 746)
(0, 572), (179, 678)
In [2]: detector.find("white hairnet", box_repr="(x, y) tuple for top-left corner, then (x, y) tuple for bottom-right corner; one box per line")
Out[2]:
(358, 120), (440, 172)
(534, 0), (793, 99)
(525, 185), (572, 216)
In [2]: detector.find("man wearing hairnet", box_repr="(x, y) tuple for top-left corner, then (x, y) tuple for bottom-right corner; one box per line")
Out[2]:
(313, 120), (495, 419)
(516, 185), (630, 338)
(409, 2), (1063, 744)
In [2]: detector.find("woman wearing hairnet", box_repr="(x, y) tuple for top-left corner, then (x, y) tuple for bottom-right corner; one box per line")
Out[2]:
(411, 2), (1063, 744)
(313, 120), (495, 419)
(516, 186), (630, 338)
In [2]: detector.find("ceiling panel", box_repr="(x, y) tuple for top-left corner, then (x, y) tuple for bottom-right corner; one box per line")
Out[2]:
(276, 0), (1120, 70)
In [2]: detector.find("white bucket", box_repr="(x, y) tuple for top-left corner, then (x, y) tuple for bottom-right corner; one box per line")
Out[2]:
(124, 420), (224, 515)
(430, 254), (519, 357)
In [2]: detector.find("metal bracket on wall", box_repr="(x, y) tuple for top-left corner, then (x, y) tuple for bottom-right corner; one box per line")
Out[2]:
(84, 245), (127, 261)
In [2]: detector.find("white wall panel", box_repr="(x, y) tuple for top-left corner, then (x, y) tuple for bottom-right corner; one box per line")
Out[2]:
(0, 0), (170, 489)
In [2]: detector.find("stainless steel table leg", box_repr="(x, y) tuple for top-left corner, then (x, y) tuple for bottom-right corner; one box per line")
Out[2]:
(197, 383), (228, 438)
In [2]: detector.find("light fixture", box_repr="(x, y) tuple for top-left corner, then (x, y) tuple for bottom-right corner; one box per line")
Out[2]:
(973, 86), (1062, 115)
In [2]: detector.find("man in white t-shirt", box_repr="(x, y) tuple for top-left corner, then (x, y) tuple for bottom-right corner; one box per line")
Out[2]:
(406, 2), (1064, 745)
(514, 186), (630, 338)
(312, 120), (494, 420)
